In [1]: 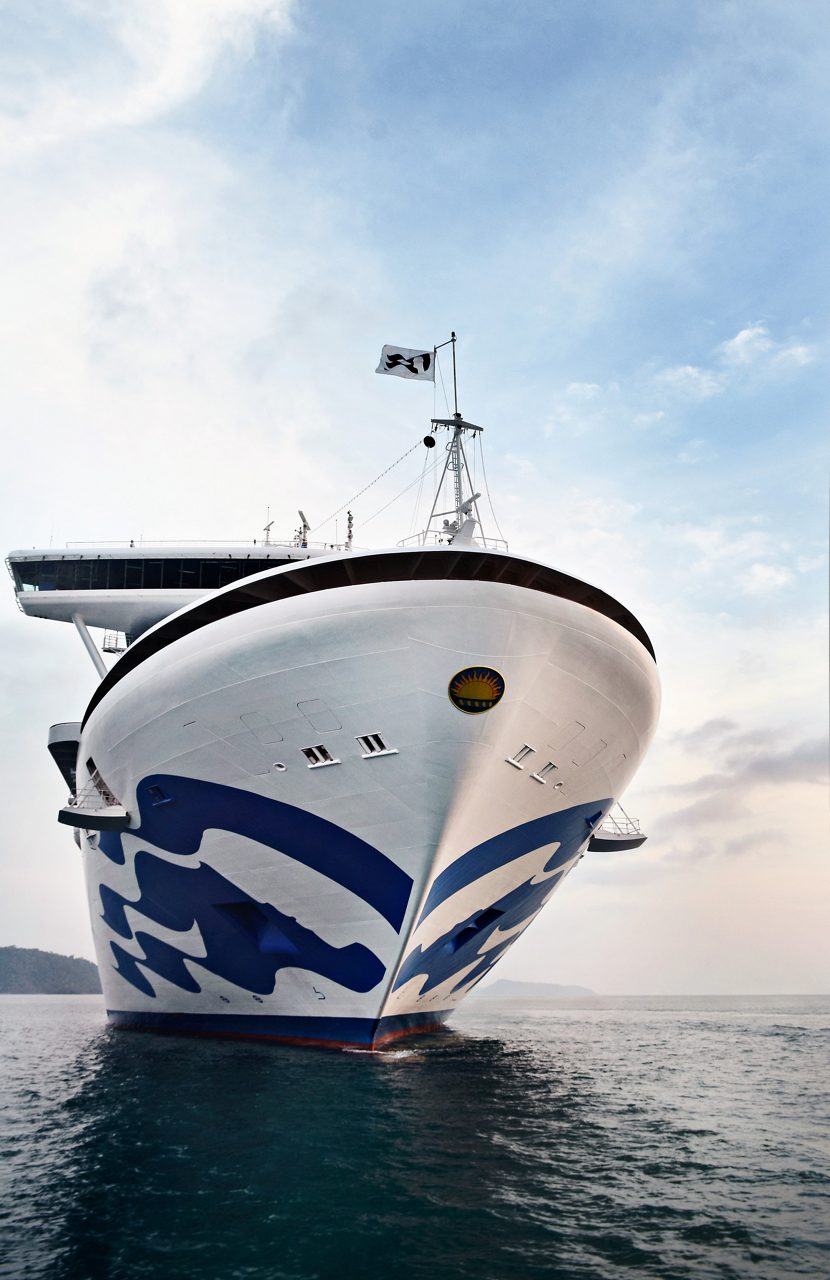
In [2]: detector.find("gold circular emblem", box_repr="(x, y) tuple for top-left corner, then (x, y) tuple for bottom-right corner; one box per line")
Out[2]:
(448, 666), (505, 714)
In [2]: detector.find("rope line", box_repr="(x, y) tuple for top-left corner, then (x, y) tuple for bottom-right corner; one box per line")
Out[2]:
(477, 434), (507, 543)
(311, 440), (422, 532)
(409, 442), (431, 536)
(436, 353), (451, 416)
(358, 456), (440, 530)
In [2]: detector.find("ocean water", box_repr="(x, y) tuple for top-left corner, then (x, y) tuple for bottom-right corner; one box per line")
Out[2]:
(1, 995), (827, 1280)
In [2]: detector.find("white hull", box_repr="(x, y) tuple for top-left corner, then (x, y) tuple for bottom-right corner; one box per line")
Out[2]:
(75, 553), (659, 1046)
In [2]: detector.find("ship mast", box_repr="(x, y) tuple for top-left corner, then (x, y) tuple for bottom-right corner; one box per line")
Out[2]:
(421, 333), (486, 546)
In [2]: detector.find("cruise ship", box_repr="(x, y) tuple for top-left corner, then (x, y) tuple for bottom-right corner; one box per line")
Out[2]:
(7, 348), (660, 1047)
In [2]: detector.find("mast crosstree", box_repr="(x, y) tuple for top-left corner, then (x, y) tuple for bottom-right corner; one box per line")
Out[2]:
(408, 332), (503, 548)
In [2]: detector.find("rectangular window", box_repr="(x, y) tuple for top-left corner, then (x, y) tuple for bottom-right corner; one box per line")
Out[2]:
(143, 560), (163, 589)
(199, 560), (221, 589)
(162, 559), (184, 589)
(506, 744), (535, 769)
(56, 562), (77, 590)
(301, 744), (340, 768)
(125, 560), (144, 590)
(356, 733), (398, 758)
(530, 761), (558, 784)
(218, 561), (243, 587)
(180, 561), (199, 589)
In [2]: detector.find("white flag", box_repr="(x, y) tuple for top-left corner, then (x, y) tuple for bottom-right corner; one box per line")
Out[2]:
(375, 344), (435, 381)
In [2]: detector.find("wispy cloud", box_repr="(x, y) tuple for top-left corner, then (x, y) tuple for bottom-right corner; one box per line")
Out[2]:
(649, 735), (826, 851)
(0, 0), (294, 157)
(654, 364), (723, 400)
(721, 737), (828, 788)
(565, 381), (602, 400)
(742, 562), (795, 594)
(672, 718), (739, 751)
(718, 323), (816, 370)
(717, 324), (775, 365)
(648, 322), (819, 409)
(668, 789), (749, 830)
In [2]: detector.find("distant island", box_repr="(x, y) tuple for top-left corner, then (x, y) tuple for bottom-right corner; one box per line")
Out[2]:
(0, 946), (101, 994)
(471, 978), (595, 1000)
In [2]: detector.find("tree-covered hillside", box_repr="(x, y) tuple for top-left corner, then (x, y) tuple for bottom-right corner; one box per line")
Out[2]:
(0, 946), (101, 994)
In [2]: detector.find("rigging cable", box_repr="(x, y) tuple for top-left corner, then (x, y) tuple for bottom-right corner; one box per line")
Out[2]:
(409, 440), (431, 536)
(358, 455), (440, 531)
(435, 353), (451, 417)
(311, 439), (422, 534)
(477, 432), (507, 544)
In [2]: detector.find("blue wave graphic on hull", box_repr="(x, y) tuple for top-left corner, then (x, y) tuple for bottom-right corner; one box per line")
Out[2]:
(98, 774), (412, 931)
(417, 799), (611, 922)
(96, 773), (610, 1005)
(396, 798), (612, 998)
(96, 774), (414, 1000)
(101, 853), (386, 998)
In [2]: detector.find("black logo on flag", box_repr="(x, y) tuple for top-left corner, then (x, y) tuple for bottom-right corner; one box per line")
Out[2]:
(384, 351), (431, 376)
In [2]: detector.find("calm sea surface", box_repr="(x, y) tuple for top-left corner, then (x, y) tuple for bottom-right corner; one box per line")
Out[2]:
(1, 994), (827, 1279)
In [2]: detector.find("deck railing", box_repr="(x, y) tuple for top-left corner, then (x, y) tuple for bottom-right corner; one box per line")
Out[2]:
(596, 813), (642, 838)
(396, 532), (509, 551)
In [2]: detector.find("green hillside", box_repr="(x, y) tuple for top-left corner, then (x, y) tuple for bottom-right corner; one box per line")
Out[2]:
(0, 946), (101, 994)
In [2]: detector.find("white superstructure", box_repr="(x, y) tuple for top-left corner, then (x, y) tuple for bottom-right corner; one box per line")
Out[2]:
(8, 400), (660, 1048)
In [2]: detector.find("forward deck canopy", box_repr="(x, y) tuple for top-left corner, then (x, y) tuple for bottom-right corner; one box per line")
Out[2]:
(9, 550), (304, 594)
(6, 543), (321, 636)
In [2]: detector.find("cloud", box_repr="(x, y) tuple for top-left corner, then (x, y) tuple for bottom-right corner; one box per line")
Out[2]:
(668, 737), (828, 798)
(718, 323), (817, 370)
(722, 737), (828, 788)
(648, 828), (780, 864)
(653, 364), (723, 399)
(651, 738), (826, 839)
(774, 342), (815, 368)
(721, 830), (779, 857)
(676, 520), (772, 574)
(645, 323), (820, 419)
(796, 554), (827, 574)
(673, 718), (739, 751)
(565, 381), (601, 400)
(742, 561), (794, 594)
(0, 0), (294, 157)
(667, 789), (749, 829)
(718, 324), (774, 365)
(677, 436), (706, 465)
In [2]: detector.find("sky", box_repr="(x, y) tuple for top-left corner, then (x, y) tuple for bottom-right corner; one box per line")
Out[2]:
(0, 0), (827, 993)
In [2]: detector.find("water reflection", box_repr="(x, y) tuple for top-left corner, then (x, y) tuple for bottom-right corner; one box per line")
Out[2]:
(5, 997), (826, 1280)
(22, 1019), (597, 1280)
